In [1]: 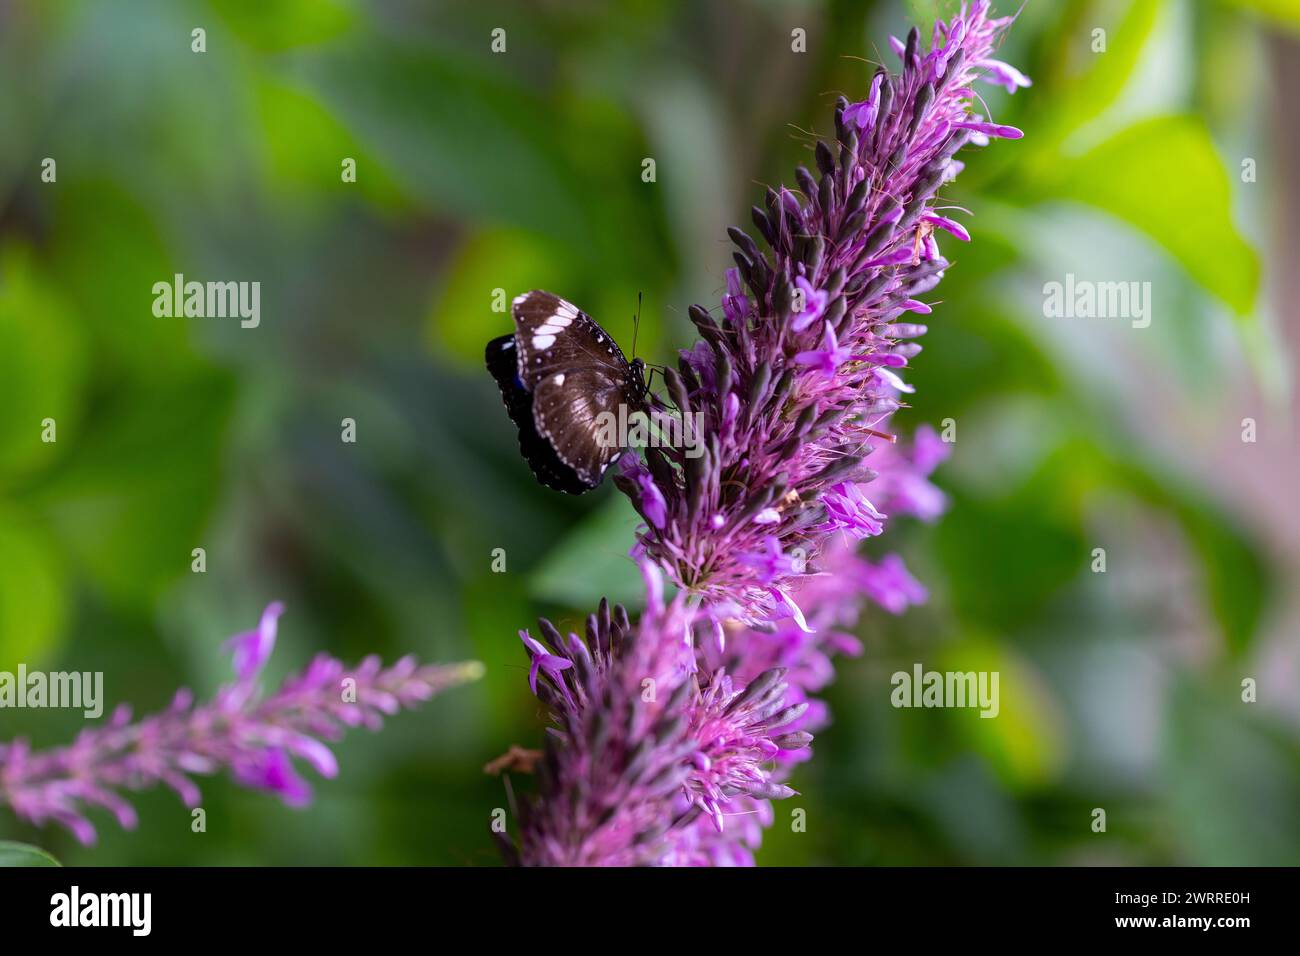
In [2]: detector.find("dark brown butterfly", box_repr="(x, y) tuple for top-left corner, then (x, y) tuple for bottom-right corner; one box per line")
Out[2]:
(485, 290), (647, 494)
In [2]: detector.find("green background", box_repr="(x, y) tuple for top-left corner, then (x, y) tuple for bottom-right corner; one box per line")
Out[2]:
(2, 0), (1298, 865)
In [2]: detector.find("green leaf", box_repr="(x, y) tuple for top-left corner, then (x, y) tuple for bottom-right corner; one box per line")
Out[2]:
(32, 374), (234, 605)
(0, 506), (68, 668)
(935, 476), (1088, 633)
(252, 74), (406, 211)
(300, 43), (592, 246)
(937, 637), (1067, 789)
(1042, 0), (1164, 143)
(1034, 115), (1260, 316)
(0, 247), (88, 482)
(210, 0), (356, 51)
(1109, 457), (1272, 655)
(0, 841), (62, 867)
(1164, 677), (1300, 864)
(1167, 499), (1271, 656)
(48, 182), (193, 375)
(529, 494), (647, 611)
(427, 228), (573, 366)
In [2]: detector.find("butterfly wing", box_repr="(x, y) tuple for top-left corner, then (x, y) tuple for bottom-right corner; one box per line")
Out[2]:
(484, 334), (593, 494)
(486, 290), (644, 493)
(511, 290), (632, 388)
(530, 368), (629, 486)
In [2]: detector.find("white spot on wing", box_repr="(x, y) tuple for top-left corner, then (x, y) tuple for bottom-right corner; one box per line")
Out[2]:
(532, 334), (556, 350)
(553, 373), (565, 385)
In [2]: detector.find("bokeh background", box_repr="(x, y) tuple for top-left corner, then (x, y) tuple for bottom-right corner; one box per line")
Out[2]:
(2, 0), (1298, 865)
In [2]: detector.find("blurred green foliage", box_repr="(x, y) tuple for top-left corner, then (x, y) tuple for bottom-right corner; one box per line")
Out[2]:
(1, 0), (1296, 865)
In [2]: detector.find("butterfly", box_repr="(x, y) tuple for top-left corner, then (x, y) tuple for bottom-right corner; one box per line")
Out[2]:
(486, 290), (648, 494)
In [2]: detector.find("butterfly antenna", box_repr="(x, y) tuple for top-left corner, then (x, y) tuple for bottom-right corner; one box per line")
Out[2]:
(631, 291), (643, 359)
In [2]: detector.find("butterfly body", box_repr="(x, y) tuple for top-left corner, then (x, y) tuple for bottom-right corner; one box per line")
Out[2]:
(486, 290), (647, 494)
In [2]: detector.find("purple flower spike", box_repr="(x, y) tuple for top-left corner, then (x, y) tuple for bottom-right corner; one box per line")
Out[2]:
(605, 0), (1025, 629)
(620, 455), (669, 529)
(791, 276), (829, 332)
(232, 748), (313, 808)
(507, 571), (811, 866)
(0, 605), (482, 845)
(842, 71), (884, 130)
(857, 553), (929, 614)
(519, 632), (575, 702)
(515, 0), (1026, 866)
(742, 536), (803, 583)
(794, 322), (861, 379)
(980, 58), (1033, 93)
(226, 600), (284, 682)
(923, 213), (971, 242)
(954, 119), (1024, 139)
